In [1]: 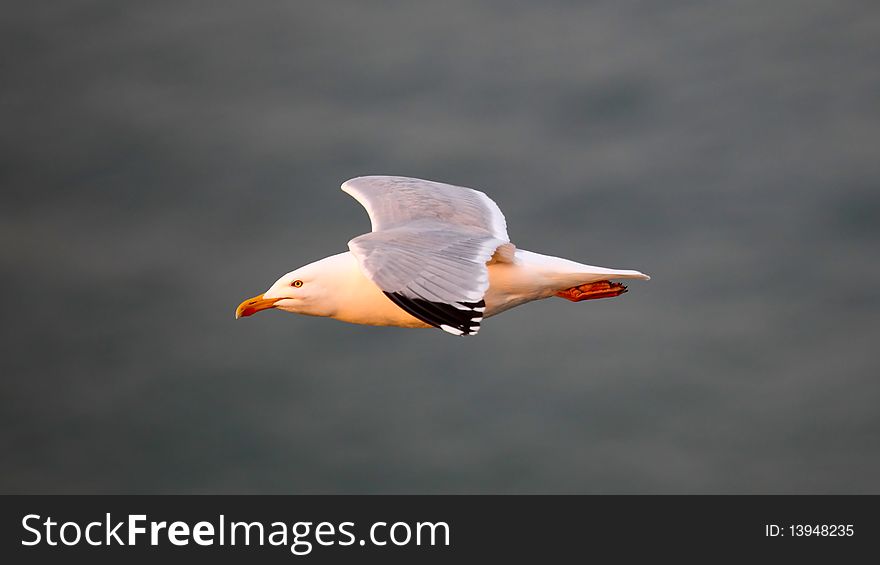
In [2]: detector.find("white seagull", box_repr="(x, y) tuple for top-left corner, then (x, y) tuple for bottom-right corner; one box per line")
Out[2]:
(236, 176), (649, 336)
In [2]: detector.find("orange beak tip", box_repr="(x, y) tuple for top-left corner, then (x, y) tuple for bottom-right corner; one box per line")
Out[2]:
(235, 294), (280, 319)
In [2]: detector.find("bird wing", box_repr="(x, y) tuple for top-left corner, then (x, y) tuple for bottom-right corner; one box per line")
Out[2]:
(342, 176), (513, 336)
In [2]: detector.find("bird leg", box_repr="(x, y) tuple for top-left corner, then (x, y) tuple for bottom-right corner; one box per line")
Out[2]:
(555, 280), (628, 302)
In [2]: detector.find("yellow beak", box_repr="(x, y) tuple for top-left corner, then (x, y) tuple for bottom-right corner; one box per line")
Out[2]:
(235, 294), (281, 319)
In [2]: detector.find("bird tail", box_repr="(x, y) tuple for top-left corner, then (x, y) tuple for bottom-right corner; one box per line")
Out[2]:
(515, 249), (650, 290)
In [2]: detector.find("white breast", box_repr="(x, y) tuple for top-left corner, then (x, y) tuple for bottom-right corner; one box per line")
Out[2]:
(330, 252), (431, 328)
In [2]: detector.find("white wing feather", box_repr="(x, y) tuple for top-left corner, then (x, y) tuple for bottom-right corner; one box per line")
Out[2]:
(342, 176), (512, 335)
(342, 176), (509, 240)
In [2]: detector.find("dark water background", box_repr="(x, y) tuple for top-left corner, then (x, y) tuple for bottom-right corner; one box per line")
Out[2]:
(2, 0), (878, 493)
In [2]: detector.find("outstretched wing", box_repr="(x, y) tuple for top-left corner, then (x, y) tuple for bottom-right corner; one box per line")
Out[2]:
(342, 175), (509, 240)
(342, 176), (512, 336)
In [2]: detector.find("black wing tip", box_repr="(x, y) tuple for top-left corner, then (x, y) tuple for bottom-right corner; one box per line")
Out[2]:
(383, 292), (484, 336)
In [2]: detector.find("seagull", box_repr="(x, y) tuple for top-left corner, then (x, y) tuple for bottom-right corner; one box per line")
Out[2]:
(235, 176), (649, 336)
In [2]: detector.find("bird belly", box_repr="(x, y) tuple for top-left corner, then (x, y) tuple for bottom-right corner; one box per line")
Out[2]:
(336, 250), (561, 325)
(484, 258), (554, 318)
(331, 263), (431, 328)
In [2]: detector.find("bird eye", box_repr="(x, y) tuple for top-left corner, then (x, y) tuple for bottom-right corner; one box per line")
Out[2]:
(292, 280), (303, 288)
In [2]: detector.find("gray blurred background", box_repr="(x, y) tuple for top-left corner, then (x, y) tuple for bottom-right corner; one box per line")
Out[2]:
(2, 0), (878, 493)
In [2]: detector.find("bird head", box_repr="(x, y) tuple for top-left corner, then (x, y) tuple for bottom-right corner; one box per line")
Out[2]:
(235, 261), (334, 319)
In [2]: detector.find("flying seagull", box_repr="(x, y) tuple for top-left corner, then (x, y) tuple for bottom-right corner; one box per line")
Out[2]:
(235, 176), (649, 336)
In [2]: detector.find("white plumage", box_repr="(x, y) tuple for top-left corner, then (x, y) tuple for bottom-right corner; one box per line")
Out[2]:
(236, 176), (649, 336)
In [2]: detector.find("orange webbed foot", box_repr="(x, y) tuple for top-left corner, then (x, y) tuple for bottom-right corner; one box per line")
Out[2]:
(555, 280), (628, 302)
